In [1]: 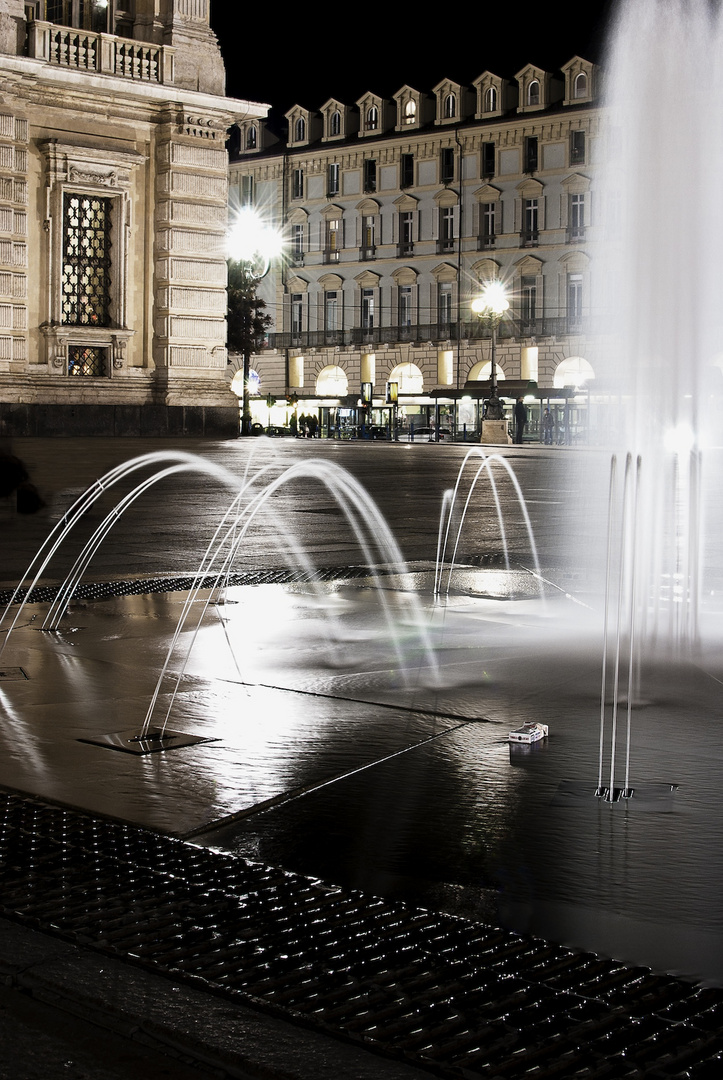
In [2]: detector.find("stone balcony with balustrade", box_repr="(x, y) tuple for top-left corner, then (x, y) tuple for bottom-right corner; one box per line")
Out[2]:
(27, 21), (175, 85)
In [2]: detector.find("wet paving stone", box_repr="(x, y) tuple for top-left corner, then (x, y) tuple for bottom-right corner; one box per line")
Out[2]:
(1, 785), (722, 1080)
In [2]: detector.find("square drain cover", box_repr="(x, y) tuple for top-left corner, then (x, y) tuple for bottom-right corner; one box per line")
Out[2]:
(78, 728), (217, 755)
(0, 667), (28, 681)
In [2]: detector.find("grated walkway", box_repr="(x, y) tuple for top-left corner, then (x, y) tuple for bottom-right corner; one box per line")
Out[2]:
(1, 788), (722, 1080)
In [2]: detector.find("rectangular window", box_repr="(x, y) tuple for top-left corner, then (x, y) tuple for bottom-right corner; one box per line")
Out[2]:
(327, 162), (340, 195)
(568, 273), (583, 328)
(363, 159), (377, 192)
(291, 223), (304, 261)
(521, 275), (537, 325)
(570, 130), (586, 165)
(480, 202), (496, 248)
(569, 193), (585, 241)
(522, 199), (538, 246)
(67, 344), (107, 376)
(524, 136), (538, 173)
(46, 0), (109, 32)
(291, 293), (303, 339)
(325, 291), (339, 334)
(292, 168), (304, 199)
(438, 282), (453, 327)
(440, 147), (454, 183)
(325, 218), (341, 262)
(240, 175), (254, 206)
(62, 192), (112, 326)
(361, 214), (375, 258)
(398, 211), (413, 255)
(361, 288), (375, 330)
(439, 206), (455, 252)
(400, 153), (414, 188)
(399, 285), (412, 329)
(482, 142), (495, 178)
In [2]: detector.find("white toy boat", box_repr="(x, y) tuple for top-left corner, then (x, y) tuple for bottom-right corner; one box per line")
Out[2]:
(508, 722), (549, 744)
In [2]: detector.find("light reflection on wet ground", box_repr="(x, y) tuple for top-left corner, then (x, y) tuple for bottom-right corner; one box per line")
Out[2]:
(1, 573), (723, 986)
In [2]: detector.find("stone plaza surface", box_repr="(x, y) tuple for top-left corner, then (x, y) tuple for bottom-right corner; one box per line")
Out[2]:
(1, 437), (723, 1078)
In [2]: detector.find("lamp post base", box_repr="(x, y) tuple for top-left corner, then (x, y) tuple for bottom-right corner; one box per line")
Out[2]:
(480, 419), (511, 445)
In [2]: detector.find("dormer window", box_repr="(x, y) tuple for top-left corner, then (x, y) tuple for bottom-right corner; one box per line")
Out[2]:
(574, 72), (588, 99)
(444, 93), (456, 119)
(294, 116), (306, 142)
(246, 126), (257, 150)
(404, 99), (416, 125)
(330, 110), (341, 136)
(366, 105), (378, 130)
(527, 80), (540, 106)
(484, 86), (497, 113)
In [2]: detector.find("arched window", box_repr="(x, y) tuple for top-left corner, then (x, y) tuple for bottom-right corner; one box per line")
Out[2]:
(553, 356), (595, 389)
(484, 86), (497, 113)
(444, 93), (456, 118)
(316, 365), (348, 396)
(527, 80), (540, 106)
(468, 360), (507, 382)
(246, 126), (257, 149)
(366, 105), (378, 130)
(294, 116), (306, 142)
(574, 72), (588, 99)
(330, 110), (341, 136)
(404, 99), (416, 125)
(388, 362), (424, 394)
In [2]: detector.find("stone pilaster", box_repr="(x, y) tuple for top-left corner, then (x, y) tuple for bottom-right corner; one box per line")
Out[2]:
(153, 104), (232, 406)
(0, 104), (27, 375)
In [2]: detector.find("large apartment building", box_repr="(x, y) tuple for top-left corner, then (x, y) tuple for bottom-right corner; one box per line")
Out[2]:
(230, 56), (599, 441)
(0, 0), (266, 437)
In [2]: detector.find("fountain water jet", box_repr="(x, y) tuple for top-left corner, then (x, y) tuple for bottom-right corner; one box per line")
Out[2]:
(1, 450), (438, 752)
(590, 0), (723, 657)
(434, 447), (545, 601)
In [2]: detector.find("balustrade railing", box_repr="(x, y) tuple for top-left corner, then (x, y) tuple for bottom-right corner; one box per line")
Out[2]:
(28, 21), (175, 84)
(268, 316), (587, 351)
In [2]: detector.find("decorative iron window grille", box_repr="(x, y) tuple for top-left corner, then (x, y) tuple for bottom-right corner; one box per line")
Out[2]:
(68, 344), (107, 376)
(62, 193), (112, 327)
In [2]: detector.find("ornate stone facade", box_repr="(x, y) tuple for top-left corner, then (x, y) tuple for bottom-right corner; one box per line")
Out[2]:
(230, 56), (599, 440)
(0, 0), (265, 436)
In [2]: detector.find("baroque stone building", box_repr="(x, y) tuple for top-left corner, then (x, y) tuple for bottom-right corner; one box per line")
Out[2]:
(0, 0), (266, 436)
(229, 56), (599, 441)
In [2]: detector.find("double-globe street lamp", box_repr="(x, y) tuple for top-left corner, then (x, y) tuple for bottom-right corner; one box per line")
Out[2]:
(471, 282), (510, 422)
(227, 207), (284, 436)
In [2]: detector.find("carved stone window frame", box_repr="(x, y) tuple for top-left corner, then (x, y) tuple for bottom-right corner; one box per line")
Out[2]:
(40, 140), (142, 372)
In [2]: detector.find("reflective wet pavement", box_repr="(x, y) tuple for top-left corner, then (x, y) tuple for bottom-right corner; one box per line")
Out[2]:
(2, 438), (723, 1076)
(2, 572), (723, 989)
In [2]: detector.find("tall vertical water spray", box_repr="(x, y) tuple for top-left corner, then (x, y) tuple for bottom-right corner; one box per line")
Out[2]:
(593, 0), (723, 654)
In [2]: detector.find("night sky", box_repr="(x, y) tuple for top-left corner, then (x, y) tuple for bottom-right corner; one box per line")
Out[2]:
(209, 1), (617, 122)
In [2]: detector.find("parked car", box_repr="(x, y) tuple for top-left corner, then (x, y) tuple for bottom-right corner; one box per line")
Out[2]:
(400, 426), (451, 442)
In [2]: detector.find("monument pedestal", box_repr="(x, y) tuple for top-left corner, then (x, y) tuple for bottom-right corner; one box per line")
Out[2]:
(480, 420), (511, 445)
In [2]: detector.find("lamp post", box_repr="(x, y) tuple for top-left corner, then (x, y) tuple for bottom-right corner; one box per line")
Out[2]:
(227, 207), (284, 436)
(471, 281), (509, 416)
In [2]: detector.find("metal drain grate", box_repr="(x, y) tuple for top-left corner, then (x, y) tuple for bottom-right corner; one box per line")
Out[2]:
(1, 787), (722, 1079)
(0, 566), (400, 608)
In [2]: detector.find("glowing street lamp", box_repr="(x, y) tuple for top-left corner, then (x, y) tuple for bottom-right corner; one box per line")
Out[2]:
(227, 208), (284, 436)
(471, 282), (509, 411)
